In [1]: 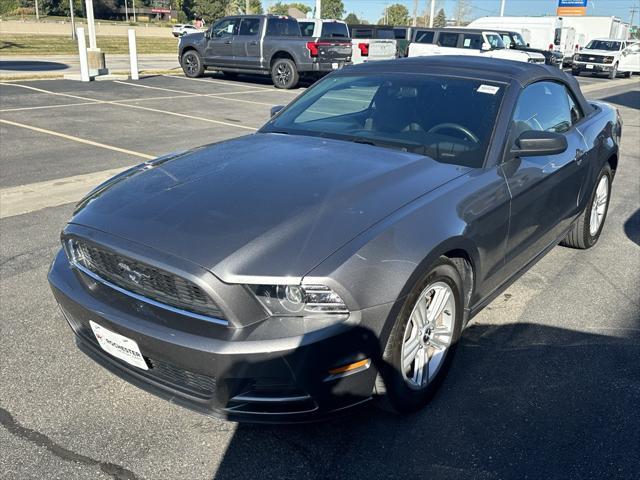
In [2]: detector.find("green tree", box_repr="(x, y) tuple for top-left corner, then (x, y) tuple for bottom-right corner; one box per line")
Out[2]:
(268, 1), (309, 15)
(228, 0), (262, 14)
(321, 0), (343, 19)
(384, 3), (408, 25)
(343, 12), (358, 24)
(433, 7), (446, 27)
(192, 0), (229, 22)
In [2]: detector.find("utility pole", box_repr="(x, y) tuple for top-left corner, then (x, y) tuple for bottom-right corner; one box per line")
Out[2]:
(413, 0), (418, 26)
(35, 0), (40, 21)
(630, 7), (638, 28)
(69, 0), (76, 39)
(132, 0), (136, 22)
(315, 0), (321, 19)
(246, 0), (250, 14)
(429, 0), (435, 27)
(500, 0), (506, 17)
(125, 0), (129, 22)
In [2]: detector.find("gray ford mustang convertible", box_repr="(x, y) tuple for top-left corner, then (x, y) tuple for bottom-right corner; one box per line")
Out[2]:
(49, 56), (622, 423)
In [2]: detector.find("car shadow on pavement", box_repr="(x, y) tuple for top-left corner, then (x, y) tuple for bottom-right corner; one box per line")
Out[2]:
(600, 91), (640, 110)
(202, 71), (316, 89)
(624, 208), (640, 246)
(0, 60), (70, 72)
(211, 322), (640, 480)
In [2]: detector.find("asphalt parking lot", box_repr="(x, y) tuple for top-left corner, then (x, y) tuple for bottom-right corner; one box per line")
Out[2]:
(1, 71), (639, 480)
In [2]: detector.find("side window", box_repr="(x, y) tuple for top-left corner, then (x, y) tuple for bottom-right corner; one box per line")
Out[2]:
(501, 34), (513, 47)
(266, 18), (300, 36)
(461, 34), (483, 50)
(212, 18), (238, 38)
(238, 18), (260, 36)
(298, 21), (315, 37)
(511, 82), (574, 139)
(415, 31), (434, 44)
(437, 33), (459, 48)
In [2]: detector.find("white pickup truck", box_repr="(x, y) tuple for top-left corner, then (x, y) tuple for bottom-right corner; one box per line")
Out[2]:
(572, 38), (639, 78)
(348, 24), (398, 64)
(408, 28), (546, 64)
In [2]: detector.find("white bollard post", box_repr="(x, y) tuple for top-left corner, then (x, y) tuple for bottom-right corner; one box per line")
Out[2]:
(77, 27), (90, 82)
(128, 29), (139, 80)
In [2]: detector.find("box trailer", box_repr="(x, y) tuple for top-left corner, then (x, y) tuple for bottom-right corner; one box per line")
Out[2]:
(562, 16), (630, 50)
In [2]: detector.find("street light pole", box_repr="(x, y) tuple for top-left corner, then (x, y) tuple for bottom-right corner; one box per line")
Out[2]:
(125, 0), (129, 22)
(500, 0), (506, 17)
(35, 0), (40, 21)
(429, 0), (435, 27)
(133, 0), (137, 22)
(69, 0), (76, 39)
(315, 0), (321, 19)
(84, 0), (97, 49)
(412, 0), (418, 26)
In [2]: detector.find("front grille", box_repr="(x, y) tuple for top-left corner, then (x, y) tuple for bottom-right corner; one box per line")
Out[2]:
(66, 312), (217, 398)
(66, 238), (224, 320)
(578, 54), (607, 63)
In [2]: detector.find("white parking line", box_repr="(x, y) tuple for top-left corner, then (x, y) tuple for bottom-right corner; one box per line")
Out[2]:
(163, 74), (299, 93)
(0, 82), (100, 102)
(114, 80), (199, 95)
(0, 119), (155, 159)
(0, 166), (135, 219)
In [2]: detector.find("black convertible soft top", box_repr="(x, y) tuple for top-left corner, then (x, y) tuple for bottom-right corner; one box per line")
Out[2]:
(342, 55), (594, 116)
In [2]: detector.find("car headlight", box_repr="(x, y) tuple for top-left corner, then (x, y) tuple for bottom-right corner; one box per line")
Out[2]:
(249, 284), (348, 316)
(573, 53), (580, 60)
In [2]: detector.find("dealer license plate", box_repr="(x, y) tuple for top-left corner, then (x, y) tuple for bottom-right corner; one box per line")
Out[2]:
(586, 64), (594, 69)
(90, 321), (148, 370)
(332, 62), (339, 69)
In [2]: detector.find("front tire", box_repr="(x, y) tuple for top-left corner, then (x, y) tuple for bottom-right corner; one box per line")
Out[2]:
(608, 63), (618, 79)
(271, 58), (299, 89)
(561, 164), (612, 249)
(374, 257), (464, 413)
(181, 50), (204, 78)
(572, 68), (581, 76)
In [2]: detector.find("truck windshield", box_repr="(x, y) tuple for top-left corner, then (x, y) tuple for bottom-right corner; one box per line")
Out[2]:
(586, 40), (621, 51)
(322, 22), (349, 38)
(262, 74), (505, 168)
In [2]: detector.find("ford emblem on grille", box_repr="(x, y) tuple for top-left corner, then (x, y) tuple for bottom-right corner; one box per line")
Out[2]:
(589, 57), (595, 60)
(118, 262), (147, 284)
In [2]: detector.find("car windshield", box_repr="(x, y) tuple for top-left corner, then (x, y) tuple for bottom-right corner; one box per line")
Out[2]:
(485, 33), (505, 49)
(262, 74), (506, 168)
(586, 40), (621, 51)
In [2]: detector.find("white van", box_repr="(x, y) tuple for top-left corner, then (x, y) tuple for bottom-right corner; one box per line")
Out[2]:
(408, 28), (545, 64)
(467, 16), (569, 58)
(562, 16), (630, 50)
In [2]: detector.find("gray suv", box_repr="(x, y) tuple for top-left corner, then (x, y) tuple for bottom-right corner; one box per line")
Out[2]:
(179, 15), (352, 89)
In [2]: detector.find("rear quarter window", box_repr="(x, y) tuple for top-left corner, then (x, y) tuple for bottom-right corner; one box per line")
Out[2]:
(266, 18), (301, 36)
(298, 21), (315, 37)
(414, 31), (434, 43)
(322, 22), (349, 38)
(437, 33), (459, 48)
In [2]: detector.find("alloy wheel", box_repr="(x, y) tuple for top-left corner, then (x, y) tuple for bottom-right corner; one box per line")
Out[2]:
(590, 175), (609, 236)
(275, 63), (291, 87)
(400, 281), (455, 390)
(184, 54), (198, 76)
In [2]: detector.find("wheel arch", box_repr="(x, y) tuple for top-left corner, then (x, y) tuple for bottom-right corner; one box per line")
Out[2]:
(270, 50), (297, 67)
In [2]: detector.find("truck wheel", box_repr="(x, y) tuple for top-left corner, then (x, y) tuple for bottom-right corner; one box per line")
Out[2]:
(561, 164), (612, 250)
(608, 63), (618, 79)
(271, 58), (299, 89)
(181, 50), (204, 78)
(623, 71), (632, 78)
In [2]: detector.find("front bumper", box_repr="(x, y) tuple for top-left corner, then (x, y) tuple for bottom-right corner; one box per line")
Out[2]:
(48, 249), (392, 423)
(573, 61), (614, 73)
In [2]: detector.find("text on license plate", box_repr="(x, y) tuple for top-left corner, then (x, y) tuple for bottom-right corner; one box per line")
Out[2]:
(90, 320), (148, 370)
(586, 64), (594, 69)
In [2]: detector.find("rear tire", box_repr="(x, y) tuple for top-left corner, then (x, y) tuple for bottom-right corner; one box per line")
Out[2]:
(271, 58), (299, 89)
(181, 50), (204, 78)
(561, 164), (612, 249)
(374, 257), (463, 414)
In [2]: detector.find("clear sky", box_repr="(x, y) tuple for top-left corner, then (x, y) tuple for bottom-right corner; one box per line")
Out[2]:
(269, 0), (640, 25)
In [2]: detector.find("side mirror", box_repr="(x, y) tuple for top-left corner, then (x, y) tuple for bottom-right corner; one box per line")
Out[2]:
(510, 130), (568, 157)
(481, 42), (491, 51)
(204, 31), (211, 39)
(270, 105), (285, 117)
(527, 42), (530, 47)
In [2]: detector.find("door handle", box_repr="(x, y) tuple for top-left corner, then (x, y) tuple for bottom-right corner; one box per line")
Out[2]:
(224, 40), (232, 44)
(575, 149), (586, 165)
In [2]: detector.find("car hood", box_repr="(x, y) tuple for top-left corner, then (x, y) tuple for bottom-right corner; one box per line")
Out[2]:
(580, 49), (619, 56)
(71, 134), (468, 283)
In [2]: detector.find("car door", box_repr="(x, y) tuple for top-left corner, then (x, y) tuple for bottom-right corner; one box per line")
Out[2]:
(234, 17), (262, 69)
(501, 81), (589, 271)
(619, 42), (640, 72)
(204, 17), (239, 66)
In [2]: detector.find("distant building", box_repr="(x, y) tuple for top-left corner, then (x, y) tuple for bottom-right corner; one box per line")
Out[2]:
(117, 7), (177, 22)
(287, 7), (307, 19)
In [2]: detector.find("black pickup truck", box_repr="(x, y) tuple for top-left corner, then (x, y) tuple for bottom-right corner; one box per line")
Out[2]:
(178, 15), (352, 89)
